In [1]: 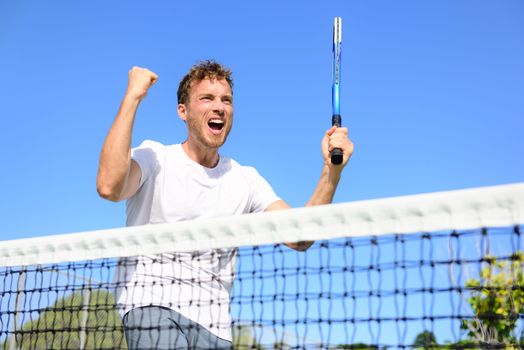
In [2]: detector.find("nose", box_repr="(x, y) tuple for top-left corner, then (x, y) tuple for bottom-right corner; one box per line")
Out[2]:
(212, 99), (225, 116)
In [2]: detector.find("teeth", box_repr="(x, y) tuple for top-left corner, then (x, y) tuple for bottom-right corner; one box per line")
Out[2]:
(209, 119), (224, 124)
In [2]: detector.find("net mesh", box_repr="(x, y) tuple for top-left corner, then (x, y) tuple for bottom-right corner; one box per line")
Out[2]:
(1, 184), (523, 349)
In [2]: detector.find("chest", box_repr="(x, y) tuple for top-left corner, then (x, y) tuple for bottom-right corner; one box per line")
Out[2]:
(153, 161), (251, 221)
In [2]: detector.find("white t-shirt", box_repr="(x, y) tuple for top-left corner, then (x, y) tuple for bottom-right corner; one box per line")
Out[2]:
(114, 140), (280, 341)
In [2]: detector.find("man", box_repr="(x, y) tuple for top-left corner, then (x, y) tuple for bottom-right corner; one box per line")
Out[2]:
(97, 60), (353, 349)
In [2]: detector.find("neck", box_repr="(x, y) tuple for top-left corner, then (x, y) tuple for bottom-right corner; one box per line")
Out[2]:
(182, 140), (220, 168)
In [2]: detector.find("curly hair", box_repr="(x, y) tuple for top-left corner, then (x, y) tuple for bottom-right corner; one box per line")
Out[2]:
(177, 60), (233, 104)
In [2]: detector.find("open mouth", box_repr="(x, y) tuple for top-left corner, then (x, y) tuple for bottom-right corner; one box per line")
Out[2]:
(208, 119), (225, 132)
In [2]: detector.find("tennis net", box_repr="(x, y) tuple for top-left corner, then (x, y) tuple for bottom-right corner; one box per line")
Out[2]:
(1, 183), (523, 349)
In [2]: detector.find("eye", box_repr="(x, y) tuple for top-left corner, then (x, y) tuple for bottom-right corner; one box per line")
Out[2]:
(222, 97), (233, 105)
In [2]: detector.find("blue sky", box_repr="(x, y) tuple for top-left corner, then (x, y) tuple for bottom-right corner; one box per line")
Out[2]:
(1, 1), (523, 346)
(1, 0), (523, 239)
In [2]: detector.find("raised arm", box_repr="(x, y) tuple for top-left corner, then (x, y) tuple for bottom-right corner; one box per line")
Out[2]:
(266, 125), (354, 251)
(96, 67), (158, 202)
(305, 125), (353, 206)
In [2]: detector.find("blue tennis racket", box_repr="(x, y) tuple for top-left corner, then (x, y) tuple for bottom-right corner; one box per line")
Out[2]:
(331, 17), (343, 165)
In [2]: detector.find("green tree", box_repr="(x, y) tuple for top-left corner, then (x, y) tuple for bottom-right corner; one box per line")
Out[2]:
(335, 343), (378, 350)
(438, 339), (480, 349)
(412, 330), (437, 349)
(461, 251), (524, 348)
(232, 324), (266, 350)
(2, 289), (126, 350)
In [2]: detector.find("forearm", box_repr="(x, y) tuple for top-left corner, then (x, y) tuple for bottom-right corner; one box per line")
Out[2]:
(278, 126), (352, 252)
(285, 165), (341, 251)
(97, 94), (141, 201)
(305, 163), (342, 207)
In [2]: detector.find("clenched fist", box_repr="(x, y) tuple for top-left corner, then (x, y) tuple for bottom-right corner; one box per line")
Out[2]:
(126, 67), (158, 101)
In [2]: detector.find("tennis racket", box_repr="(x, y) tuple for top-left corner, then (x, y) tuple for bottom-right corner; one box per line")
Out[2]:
(331, 17), (343, 165)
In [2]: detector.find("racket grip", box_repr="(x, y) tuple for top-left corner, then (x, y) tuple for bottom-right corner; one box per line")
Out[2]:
(331, 114), (343, 165)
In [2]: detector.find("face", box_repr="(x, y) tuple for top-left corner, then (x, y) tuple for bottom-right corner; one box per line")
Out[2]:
(178, 77), (233, 150)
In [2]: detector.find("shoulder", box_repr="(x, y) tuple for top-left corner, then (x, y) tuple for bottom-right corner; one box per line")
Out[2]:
(132, 140), (182, 159)
(133, 139), (167, 153)
(131, 140), (174, 174)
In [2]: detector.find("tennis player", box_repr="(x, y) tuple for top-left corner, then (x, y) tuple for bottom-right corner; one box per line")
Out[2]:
(97, 60), (353, 349)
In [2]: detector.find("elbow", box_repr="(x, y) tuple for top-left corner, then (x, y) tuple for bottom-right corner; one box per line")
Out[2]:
(286, 241), (315, 252)
(96, 179), (122, 202)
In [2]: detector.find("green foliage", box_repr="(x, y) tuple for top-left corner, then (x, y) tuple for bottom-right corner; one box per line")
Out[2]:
(232, 325), (266, 349)
(331, 344), (389, 349)
(461, 251), (524, 348)
(4, 289), (126, 350)
(272, 340), (291, 349)
(412, 330), (437, 349)
(437, 339), (480, 349)
(409, 330), (490, 349)
(333, 344), (375, 349)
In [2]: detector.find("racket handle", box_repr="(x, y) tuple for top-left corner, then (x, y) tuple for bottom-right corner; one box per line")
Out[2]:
(330, 114), (343, 165)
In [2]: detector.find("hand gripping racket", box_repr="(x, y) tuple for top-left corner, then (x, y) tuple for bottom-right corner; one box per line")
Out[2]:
(331, 17), (343, 165)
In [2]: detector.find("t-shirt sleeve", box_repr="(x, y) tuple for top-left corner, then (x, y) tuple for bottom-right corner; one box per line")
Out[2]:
(244, 167), (281, 213)
(131, 140), (163, 187)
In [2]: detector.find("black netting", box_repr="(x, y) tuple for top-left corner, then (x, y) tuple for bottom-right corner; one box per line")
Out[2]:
(1, 226), (522, 349)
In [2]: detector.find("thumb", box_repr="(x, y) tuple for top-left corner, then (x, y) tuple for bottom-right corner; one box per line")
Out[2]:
(150, 73), (159, 86)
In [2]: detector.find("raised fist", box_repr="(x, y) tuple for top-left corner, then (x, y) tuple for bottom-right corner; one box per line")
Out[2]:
(126, 66), (158, 100)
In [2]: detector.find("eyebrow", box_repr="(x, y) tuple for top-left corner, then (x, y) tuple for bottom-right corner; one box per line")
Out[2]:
(197, 93), (233, 100)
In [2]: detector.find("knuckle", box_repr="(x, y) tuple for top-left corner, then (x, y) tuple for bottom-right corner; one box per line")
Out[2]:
(336, 127), (348, 135)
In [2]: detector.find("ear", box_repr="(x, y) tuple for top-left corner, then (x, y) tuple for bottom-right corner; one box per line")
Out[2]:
(177, 103), (187, 122)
